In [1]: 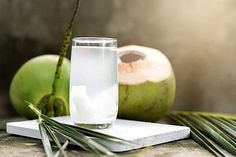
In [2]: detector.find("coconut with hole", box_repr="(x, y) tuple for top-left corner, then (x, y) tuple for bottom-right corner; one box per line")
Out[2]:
(118, 45), (176, 122)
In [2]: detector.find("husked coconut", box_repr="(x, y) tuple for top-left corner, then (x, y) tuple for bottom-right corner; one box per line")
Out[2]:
(118, 45), (176, 122)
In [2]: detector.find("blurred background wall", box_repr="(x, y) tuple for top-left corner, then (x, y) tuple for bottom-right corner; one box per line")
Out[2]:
(1, 0), (236, 117)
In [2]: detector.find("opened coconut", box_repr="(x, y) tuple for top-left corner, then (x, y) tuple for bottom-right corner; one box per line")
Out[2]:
(118, 45), (176, 122)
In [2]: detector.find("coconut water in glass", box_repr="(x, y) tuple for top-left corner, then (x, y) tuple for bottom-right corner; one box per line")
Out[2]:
(70, 37), (118, 129)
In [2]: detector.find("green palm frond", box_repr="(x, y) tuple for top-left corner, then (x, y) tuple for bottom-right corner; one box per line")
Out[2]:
(27, 102), (128, 157)
(168, 111), (236, 157)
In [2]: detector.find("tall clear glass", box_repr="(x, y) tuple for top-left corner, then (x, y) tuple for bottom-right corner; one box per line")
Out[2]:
(70, 37), (118, 129)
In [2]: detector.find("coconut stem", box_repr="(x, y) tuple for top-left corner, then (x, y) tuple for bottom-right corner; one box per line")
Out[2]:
(47, 0), (81, 116)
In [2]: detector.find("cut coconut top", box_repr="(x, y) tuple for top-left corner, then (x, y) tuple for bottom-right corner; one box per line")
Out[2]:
(118, 45), (172, 85)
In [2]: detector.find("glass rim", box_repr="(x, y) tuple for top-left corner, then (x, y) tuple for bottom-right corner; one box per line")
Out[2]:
(73, 37), (117, 43)
(72, 37), (117, 42)
(72, 37), (117, 47)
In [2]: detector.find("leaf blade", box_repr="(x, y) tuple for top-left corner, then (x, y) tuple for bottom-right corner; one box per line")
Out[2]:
(169, 112), (236, 156)
(169, 114), (226, 157)
(42, 123), (68, 157)
(39, 122), (54, 157)
(28, 102), (121, 156)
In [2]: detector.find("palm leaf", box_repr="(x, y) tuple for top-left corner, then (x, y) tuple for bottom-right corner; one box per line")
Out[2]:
(218, 118), (236, 132)
(171, 114), (228, 157)
(225, 118), (236, 126)
(204, 116), (236, 140)
(28, 102), (124, 157)
(169, 112), (236, 157)
(54, 141), (69, 157)
(39, 121), (54, 157)
(46, 118), (116, 156)
(68, 124), (128, 144)
(42, 123), (68, 157)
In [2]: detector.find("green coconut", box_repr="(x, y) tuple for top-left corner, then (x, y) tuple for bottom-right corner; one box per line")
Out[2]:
(118, 45), (176, 122)
(10, 55), (70, 119)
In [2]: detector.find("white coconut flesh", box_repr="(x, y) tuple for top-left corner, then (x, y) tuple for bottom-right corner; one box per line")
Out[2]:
(118, 45), (172, 85)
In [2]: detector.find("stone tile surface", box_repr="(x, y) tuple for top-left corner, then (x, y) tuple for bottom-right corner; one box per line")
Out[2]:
(0, 133), (213, 157)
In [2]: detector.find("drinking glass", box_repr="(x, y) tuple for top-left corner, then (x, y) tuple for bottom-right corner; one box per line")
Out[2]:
(70, 37), (118, 129)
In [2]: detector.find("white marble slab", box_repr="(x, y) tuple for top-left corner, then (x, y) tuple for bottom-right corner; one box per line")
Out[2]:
(6, 116), (190, 152)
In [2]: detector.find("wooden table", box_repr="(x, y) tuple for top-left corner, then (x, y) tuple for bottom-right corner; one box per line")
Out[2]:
(0, 132), (213, 157)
